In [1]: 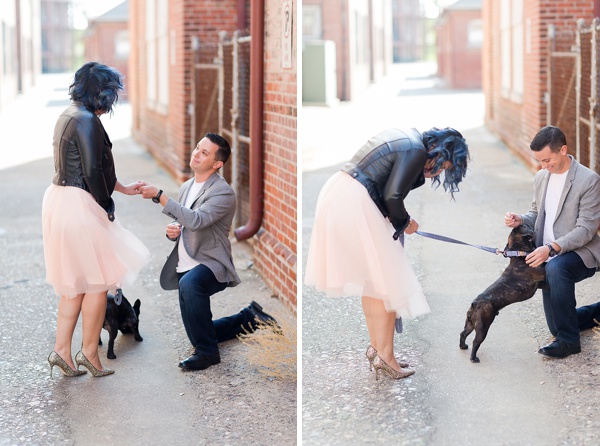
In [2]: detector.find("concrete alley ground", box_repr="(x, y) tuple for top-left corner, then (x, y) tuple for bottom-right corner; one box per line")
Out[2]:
(301, 63), (600, 445)
(0, 73), (296, 445)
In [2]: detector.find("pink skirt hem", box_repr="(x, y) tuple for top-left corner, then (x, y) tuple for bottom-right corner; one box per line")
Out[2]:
(305, 171), (430, 319)
(42, 185), (151, 298)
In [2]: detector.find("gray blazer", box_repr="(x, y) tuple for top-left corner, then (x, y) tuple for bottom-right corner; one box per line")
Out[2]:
(159, 172), (241, 290)
(521, 155), (600, 269)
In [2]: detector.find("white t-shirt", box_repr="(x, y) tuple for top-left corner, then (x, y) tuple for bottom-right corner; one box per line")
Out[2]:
(543, 171), (568, 260)
(176, 180), (205, 273)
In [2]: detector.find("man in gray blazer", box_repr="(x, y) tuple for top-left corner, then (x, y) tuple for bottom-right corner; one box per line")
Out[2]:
(505, 126), (600, 358)
(140, 133), (276, 370)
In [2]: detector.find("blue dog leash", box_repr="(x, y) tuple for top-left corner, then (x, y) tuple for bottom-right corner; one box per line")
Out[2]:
(414, 230), (530, 258)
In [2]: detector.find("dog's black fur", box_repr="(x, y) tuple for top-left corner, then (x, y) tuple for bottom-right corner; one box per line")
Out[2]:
(459, 225), (547, 363)
(99, 293), (143, 359)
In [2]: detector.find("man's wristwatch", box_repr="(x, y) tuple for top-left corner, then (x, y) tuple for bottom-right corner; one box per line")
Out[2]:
(152, 189), (163, 204)
(546, 243), (557, 257)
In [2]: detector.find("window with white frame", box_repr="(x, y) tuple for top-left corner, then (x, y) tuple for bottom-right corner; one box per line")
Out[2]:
(500, 0), (523, 102)
(115, 31), (130, 60)
(157, 0), (169, 109)
(145, 0), (156, 105)
(303, 5), (322, 40)
(145, 0), (169, 112)
(467, 19), (483, 48)
(511, 0), (524, 101)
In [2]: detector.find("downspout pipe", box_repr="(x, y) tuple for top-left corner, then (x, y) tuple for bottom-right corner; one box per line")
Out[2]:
(234, 0), (264, 241)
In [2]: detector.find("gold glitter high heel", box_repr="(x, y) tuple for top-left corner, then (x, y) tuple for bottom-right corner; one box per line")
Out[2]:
(372, 354), (414, 381)
(366, 345), (377, 371)
(75, 351), (114, 377)
(366, 345), (409, 371)
(48, 351), (86, 378)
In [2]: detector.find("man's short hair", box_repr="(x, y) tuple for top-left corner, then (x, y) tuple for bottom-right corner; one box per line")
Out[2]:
(205, 132), (231, 164)
(530, 125), (567, 152)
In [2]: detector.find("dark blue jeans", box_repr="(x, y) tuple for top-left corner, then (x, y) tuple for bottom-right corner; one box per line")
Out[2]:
(178, 264), (257, 356)
(542, 251), (598, 345)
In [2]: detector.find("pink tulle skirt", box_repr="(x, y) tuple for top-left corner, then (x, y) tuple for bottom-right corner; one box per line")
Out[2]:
(305, 171), (430, 318)
(42, 184), (151, 298)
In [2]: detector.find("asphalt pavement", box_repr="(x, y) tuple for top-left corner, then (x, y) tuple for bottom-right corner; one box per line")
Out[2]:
(0, 74), (296, 445)
(301, 62), (600, 445)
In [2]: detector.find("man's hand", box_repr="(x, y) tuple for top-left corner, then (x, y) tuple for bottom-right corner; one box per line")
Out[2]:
(139, 185), (161, 200)
(525, 245), (550, 267)
(505, 212), (522, 228)
(166, 222), (182, 240)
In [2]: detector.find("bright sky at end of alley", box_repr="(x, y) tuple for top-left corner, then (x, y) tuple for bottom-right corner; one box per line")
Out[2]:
(72, 0), (126, 29)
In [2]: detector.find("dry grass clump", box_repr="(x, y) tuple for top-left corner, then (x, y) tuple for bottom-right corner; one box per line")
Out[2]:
(593, 318), (600, 337)
(238, 314), (297, 382)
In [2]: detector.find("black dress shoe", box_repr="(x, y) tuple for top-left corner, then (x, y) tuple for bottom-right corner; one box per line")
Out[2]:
(178, 352), (220, 370)
(247, 301), (279, 326)
(538, 340), (581, 358)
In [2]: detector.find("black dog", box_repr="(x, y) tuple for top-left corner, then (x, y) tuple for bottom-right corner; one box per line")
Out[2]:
(459, 225), (547, 362)
(99, 293), (143, 359)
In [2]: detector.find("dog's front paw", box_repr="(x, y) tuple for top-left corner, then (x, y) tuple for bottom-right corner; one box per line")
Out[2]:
(134, 334), (143, 342)
(470, 356), (480, 363)
(460, 343), (469, 350)
(107, 351), (117, 360)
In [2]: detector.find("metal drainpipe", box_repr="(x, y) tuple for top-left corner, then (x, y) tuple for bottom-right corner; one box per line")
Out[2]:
(234, 0), (264, 241)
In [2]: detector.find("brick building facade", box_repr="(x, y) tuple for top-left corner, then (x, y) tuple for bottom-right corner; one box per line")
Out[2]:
(436, 0), (482, 89)
(129, 0), (240, 184)
(482, 0), (597, 168)
(84, 1), (130, 85)
(255, 0), (297, 309)
(128, 0), (297, 310)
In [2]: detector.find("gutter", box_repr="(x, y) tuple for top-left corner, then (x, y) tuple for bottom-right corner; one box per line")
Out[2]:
(234, 0), (264, 241)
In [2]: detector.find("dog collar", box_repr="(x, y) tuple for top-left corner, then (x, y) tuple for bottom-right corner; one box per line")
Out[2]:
(501, 250), (531, 258)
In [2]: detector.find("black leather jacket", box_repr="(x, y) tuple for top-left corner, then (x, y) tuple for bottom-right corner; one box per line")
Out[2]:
(52, 102), (117, 219)
(342, 128), (427, 236)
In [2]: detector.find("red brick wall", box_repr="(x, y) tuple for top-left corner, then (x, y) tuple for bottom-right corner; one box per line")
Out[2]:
(256, 0), (297, 311)
(129, 0), (297, 311)
(85, 22), (129, 85)
(483, 0), (594, 169)
(129, 0), (240, 183)
(437, 9), (482, 89)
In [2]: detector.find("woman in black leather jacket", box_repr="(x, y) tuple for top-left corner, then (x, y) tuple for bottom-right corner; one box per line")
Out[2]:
(42, 62), (150, 378)
(305, 127), (469, 380)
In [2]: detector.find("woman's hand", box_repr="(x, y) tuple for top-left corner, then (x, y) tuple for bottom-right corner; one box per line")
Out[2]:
(404, 218), (419, 235)
(116, 180), (147, 195)
(139, 185), (160, 199)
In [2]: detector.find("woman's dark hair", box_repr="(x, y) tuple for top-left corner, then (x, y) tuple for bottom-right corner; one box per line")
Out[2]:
(529, 125), (566, 152)
(422, 127), (470, 199)
(205, 132), (231, 164)
(69, 62), (123, 114)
